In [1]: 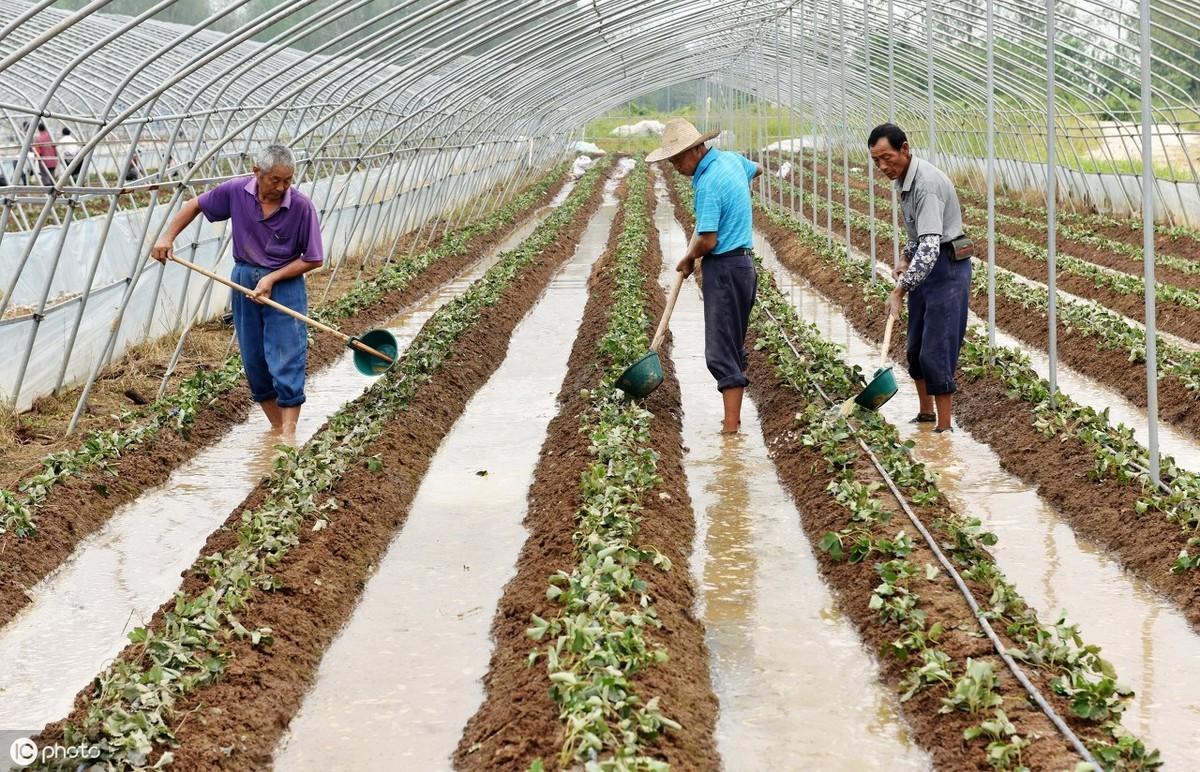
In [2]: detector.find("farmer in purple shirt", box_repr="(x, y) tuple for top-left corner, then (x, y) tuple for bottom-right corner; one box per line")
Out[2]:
(151, 144), (323, 438)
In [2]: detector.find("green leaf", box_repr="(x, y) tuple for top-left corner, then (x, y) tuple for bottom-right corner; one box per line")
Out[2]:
(819, 531), (844, 560)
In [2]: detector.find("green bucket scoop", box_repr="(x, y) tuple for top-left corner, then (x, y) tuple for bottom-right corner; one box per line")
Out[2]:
(839, 314), (899, 417)
(616, 272), (683, 399)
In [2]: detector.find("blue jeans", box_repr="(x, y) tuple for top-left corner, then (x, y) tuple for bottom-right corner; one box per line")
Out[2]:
(231, 262), (308, 407)
(702, 250), (758, 391)
(906, 246), (972, 395)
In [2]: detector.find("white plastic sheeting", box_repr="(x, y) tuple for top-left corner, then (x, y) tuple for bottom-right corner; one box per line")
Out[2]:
(573, 140), (606, 155)
(936, 151), (1200, 227)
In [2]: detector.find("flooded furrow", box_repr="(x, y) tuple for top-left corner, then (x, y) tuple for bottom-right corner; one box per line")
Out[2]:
(757, 231), (1200, 767)
(272, 160), (632, 771)
(0, 203), (565, 730)
(981, 319), (1200, 472)
(658, 178), (929, 770)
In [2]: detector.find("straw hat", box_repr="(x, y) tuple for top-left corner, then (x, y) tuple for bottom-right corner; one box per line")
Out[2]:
(645, 118), (720, 163)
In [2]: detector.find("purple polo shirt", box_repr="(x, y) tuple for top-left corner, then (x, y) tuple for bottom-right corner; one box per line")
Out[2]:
(196, 176), (324, 270)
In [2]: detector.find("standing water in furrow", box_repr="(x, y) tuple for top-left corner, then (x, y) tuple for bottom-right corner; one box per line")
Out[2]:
(272, 158), (635, 770)
(0, 197), (569, 731)
(656, 174), (929, 771)
(755, 230), (1200, 767)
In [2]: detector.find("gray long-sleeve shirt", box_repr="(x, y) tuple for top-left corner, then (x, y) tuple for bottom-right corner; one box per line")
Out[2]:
(896, 157), (965, 289)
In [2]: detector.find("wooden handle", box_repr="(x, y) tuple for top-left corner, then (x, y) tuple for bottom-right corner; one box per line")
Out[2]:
(169, 255), (350, 340)
(169, 254), (392, 364)
(347, 339), (394, 363)
(879, 314), (896, 369)
(651, 271), (685, 351)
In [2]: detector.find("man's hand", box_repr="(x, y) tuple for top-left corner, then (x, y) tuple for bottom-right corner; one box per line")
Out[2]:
(676, 255), (698, 278)
(885, 287), (904, 320)
(892, 260), (909, 282)
(251, 275), (275, 304)
(151, 237), (174, 264)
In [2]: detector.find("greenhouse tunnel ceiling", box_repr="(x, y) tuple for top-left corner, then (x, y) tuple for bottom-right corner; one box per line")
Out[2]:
(0, 0), (1197, 179)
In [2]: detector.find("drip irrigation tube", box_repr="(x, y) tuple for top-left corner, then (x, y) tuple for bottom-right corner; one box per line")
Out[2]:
(760, 303), (1101, 770)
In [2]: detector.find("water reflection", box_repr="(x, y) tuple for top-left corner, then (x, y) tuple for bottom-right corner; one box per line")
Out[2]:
(699, 433), (757, 682)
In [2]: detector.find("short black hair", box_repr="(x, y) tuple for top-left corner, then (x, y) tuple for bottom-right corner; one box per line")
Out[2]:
(37, 121), (46, 131)
(868, 123), (907, 150)
(61, 127), (71, 136)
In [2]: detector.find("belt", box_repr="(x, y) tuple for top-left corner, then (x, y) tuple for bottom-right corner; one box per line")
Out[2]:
(707, 247), (754, 259)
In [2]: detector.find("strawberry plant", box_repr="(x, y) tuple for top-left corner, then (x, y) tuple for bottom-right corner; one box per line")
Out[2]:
(964, 709), (1030, 771)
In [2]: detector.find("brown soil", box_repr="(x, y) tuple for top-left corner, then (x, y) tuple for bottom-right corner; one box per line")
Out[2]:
(792, 157), (1200, 342)
(755, 212), (1200, 634)
(455, 170), (719, 770)
(770, 163), (1200, 444)
(0, 172), (569, 629)
(955, 380), (1200, 629)
(954, 186), (1200, 264)
(37, 168), (606, 771)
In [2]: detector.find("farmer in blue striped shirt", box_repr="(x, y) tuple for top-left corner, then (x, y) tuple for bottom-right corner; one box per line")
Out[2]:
(648, 119), (763, 434)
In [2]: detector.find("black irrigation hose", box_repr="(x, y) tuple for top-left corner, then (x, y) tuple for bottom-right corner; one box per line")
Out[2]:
(760, 303), (1102, 770)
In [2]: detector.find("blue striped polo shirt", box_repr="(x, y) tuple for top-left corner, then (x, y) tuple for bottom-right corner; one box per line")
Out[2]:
(692, 148), (759, 254)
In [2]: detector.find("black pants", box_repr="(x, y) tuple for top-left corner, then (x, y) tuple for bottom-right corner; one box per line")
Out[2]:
(702, 249), (758, 391)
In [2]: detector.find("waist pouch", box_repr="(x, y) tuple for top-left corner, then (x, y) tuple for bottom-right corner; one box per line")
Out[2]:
(948, 235), (975, 262)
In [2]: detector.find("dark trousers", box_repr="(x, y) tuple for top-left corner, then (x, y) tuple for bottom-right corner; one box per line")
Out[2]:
(906, 245), (972, 395)
(702, 249), (758, 391)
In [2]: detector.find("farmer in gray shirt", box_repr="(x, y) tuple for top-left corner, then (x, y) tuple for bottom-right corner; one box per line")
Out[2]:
(869, 123), (971, 433)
